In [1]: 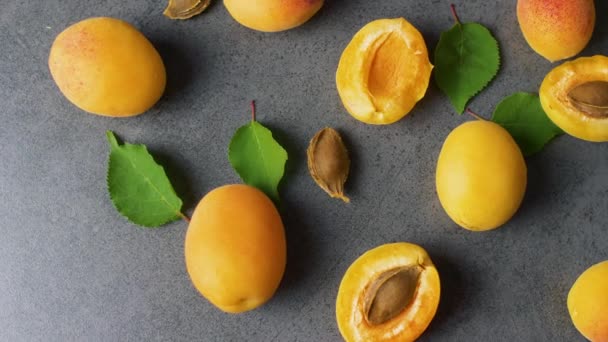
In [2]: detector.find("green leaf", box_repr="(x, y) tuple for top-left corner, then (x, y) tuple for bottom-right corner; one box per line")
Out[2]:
(492, 92), (564, 157)
(228, 121), (288, 202)
(434, 20), (500, 114)
(106, 131), (184, 228)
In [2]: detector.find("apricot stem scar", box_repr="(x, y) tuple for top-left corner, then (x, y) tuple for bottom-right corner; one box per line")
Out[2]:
(466, 108), (486, 121)
(180, 212), (191, 223)
(450, 4), (461, 25)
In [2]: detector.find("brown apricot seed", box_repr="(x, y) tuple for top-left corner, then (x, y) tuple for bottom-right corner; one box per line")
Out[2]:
(365, 267), (421, 325)
(164, 0), (210, 20)
(307, 127), (350, 202)
(568, 81), (608, 118)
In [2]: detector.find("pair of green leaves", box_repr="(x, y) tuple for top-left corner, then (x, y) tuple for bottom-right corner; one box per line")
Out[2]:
(434, 5), (562, 156)
(107, 102), (287, 228)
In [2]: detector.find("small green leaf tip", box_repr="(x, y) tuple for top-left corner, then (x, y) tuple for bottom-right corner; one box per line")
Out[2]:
(106, 130), (119, 148)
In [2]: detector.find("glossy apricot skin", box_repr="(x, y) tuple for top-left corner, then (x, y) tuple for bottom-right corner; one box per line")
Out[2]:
(539, 55), (608, 142)
(185, 184), (286, 313)
(336, 18), (433, 125)
(48, 17), (166, 117)
(336, 243), (440, 342)
(517, 0), (595, 62)
(223, 0), (323, 32)
(568, 261), (608, 342)
(436, 121), (527, 231)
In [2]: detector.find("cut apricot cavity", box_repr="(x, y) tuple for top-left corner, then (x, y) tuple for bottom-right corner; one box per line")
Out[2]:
(336, 243), (440, 342)
(539, 55), (608, 142)
(336, 18), (433, 125)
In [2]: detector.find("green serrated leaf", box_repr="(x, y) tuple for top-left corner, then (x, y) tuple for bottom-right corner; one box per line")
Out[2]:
(492, 92), (564, 157)
(434, 22), (500, 113)
(106, 131), (184, 228)
(228, 121), (288, 202)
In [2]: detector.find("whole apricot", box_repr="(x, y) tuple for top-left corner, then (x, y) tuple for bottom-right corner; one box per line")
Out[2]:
(436, 121), (527, 231)
(517, 0), (595, 62)
(336, 243), (440, 342)
(568, 261), (608, 342)
(224, 0), (323, 32)
(185, 184), (286, 313)
(540, 55), (608, 142)
(336, 18), (432, 125)
(49, 17), (166, 117)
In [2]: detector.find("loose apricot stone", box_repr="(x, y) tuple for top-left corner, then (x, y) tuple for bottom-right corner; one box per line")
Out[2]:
(185, 184), (286, 313)
(336, 18), (433, 125)
(336, 243), (440, 342)
(49, 17), (166, 117)
(568, 261), (608, 342)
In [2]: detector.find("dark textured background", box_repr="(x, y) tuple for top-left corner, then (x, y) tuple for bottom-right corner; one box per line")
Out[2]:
(1, 1), (607, 341)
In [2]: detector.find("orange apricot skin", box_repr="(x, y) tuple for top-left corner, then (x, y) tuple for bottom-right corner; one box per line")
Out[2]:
(568, 261), (608, 342)
(336, 243), (440, 342)
(517, 0), (595, 62)
(223, 0), (323, 32)
(185, 184), (286, 313)
(48, 17), (166, 117)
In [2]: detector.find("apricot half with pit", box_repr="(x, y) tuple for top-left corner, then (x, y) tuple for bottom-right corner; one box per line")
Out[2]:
(185, 184), (286, 313)
(336, 243), (440, 342)
(436, 121), (527, 231)
(568, 261), (608, 342)
(336, 18), (433, 125)
(539, 55), (608, 142)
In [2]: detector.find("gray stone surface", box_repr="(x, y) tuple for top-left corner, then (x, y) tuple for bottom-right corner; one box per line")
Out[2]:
(1, 0), (607, 341)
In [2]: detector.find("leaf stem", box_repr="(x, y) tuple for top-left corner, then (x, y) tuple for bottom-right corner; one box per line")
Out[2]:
(180, 212), (191, 224)
(466, 108), (486, 121)
(251, 100), (256, 122)
(450, 4), (461, 24)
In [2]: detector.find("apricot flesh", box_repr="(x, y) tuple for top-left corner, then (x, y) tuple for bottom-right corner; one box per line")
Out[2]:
(184, 184), (286, 313)
(48, 17), (166, 117)
(517, 0), (595, 62)
(436, 121), (527, 231)
(336, 18), (433, 125)
(568, 261), (608, 342)
(223, 0), (323, 32)
(540, 55), (608, 142)
(336, 243), (440, 342)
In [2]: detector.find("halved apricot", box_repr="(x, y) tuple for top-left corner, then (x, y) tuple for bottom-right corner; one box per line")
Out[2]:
(336, 243), (440, 342)
(539, 55), (608, 142)
(336, 18), (433, 125)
